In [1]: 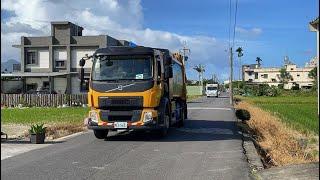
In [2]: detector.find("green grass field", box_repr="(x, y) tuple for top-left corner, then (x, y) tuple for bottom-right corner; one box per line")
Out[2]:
(1, 107), (89, 125)
(240, 95), (318, 135)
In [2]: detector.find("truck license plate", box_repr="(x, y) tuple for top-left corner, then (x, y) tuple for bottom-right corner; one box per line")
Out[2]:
(114, 122), (127, 128)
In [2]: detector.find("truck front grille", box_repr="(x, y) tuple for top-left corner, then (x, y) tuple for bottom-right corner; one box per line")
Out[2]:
(98, 96), (143, 108)
(100, 110), (142, 122)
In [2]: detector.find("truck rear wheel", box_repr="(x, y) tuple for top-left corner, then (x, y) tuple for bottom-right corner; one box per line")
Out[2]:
(177, 102), (186, 128)
(93, 129), (109, 139)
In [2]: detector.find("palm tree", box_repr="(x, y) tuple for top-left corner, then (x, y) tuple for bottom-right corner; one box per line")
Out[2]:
(256, 57), (262, 67)
(193, 64), (205, 85)
(236, 47), (244, 81)
(278, 67), (292, 88)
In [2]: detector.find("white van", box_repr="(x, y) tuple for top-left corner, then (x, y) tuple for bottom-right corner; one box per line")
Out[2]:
(206, 84), (219, 97)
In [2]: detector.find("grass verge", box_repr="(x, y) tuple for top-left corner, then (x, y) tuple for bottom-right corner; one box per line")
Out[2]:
(187, 95), (203, 102)
(1, 107), (89, 139)
(239, 96), (318, 135)
(235, 100), (319, 166)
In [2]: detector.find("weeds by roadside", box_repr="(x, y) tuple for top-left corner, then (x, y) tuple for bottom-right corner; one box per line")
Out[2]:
(235, 101), (319, 166)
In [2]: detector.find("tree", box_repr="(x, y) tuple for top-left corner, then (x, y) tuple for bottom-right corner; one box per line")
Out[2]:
(236, 47), (243, 58)
(308, 67), (317, 79)
(279, 68), (292, 88)
(308, 67), (318, 90)
(236, 47), (244, 81)
(256, 57), (262, 67)
(193, 64), (205, 85)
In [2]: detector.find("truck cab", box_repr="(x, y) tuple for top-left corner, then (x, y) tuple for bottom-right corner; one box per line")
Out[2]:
(206, 83), (219, 97)
(80, 46), (187, 139)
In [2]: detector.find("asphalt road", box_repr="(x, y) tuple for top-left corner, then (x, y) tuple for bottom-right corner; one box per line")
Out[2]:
(1, 93), (250, 180)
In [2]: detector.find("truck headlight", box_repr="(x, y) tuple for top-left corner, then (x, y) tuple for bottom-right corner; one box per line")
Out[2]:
(89, 111), (99, 123)
(143, 111), (153, 123)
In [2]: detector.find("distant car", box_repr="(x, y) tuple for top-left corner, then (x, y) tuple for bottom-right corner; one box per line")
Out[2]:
(206, 83), (219, 97)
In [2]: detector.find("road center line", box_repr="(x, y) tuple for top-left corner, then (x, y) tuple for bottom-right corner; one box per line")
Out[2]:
(187, 107), (232, 111)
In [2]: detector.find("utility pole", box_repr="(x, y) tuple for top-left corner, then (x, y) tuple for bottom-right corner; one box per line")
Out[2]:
(230, 47), (234, 106)
(180, 41), (190, 66)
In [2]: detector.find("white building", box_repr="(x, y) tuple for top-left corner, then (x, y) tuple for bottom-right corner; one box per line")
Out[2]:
(242, 56), (317, 89)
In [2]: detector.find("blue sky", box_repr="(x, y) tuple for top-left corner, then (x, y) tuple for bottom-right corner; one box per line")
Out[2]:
(1, 0), (319, 81)
(142, 0), (318, 66)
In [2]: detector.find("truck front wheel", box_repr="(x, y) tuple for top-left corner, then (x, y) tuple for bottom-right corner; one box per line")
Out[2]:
(93, 129), (109, 139)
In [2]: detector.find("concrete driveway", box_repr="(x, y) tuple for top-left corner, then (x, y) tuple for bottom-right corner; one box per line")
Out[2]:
(1, 94), (250, 180)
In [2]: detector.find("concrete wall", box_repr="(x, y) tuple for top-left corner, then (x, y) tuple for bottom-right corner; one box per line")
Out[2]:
(1, 80), (23, 93)
(71, 76), (80, 94)
(25, 77), (49, 89)
(187, 86), (203, 96)
(54, 77), (67, 94)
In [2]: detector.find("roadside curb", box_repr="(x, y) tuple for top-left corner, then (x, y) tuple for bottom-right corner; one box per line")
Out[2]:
(241, 131), (264, 171)
(52, 130), (89, 142)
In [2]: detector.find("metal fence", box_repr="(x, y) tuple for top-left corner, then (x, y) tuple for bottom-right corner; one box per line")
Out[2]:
(1, 94), (88, 107)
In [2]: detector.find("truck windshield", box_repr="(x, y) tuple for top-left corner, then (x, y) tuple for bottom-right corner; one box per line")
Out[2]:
(92, 55), (153, 81)
(207, 87), (217, 90)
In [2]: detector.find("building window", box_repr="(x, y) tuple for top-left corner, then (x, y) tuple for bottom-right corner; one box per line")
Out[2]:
(248, 71), (253, 76)
(291, 68), (294, 70)
(297, 74), (300, 77)
(271, 78), (276, 82)
(55, 60), (66, 68)
(263, 74), (268, 78)
(43, 81), (50, 89)
(26, 83), (37, 91)
(255, 73), (258, 79)
(26, 51), (37, 65)
(248, 79), (253, 82)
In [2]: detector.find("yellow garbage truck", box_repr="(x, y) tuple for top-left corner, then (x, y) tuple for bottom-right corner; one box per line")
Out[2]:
(80, 46), (187, 139)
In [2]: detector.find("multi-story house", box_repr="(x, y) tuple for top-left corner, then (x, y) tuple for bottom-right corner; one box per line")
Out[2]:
(1, 21), (130, 94)
(242, 56), (317, 89)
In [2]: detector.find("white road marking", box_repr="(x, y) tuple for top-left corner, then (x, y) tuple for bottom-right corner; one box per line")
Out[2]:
(188, 107), (232, 110)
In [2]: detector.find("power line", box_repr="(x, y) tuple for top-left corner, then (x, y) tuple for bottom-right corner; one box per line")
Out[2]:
(232, 0), (239, 48)
(228, 0), (232, 48)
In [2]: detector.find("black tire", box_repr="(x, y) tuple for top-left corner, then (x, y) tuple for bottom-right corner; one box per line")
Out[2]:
(159, 113), (170, 137)
(177, 101), (186, 128)
(157, 99), (170, 137)
(184, 101), (188, 120)
(93, 129), (109, 139)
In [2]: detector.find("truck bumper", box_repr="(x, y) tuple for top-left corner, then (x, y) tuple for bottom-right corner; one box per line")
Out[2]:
(85, 118), (163, 131)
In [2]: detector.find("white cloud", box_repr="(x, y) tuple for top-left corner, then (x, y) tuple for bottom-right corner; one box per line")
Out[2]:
(1, 0), (230, 80)
(235, 27), (263, 37)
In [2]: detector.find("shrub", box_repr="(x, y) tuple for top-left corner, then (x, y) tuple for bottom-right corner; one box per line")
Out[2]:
(235, 109), (251, 121)
(29, 123), (47, 134)
(266, 85), (280, 97)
